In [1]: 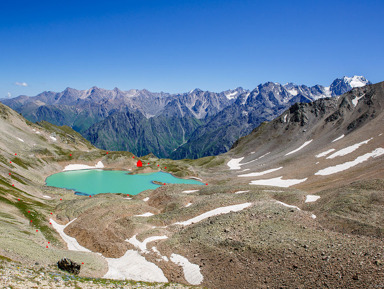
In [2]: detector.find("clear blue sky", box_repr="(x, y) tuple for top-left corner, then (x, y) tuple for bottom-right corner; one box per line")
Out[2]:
(1, 0), (383, 97)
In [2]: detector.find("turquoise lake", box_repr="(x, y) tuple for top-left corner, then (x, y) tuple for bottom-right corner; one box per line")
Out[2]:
(45, 170), (203, 196)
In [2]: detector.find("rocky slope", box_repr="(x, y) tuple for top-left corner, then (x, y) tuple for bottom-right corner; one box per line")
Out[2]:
(171, 76), (371, 159)
(1, 76), (370, 159)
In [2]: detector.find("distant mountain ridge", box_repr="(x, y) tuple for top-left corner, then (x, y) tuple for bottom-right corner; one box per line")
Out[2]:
(1, 76), (371, 159)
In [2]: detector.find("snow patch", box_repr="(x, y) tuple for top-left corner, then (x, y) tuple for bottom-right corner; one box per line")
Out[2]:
(352, 94), (365, 107)
(227, 157), (244, 170)
(275, 201), (301, 211)
(143, 197), (149, 202)
(305, 195), (321, 203)
(285, 140), (313, 156)
(257, 152), (270, 160)
(152, 247), (169, 262)
(50, 218), (91, 252)
(174, 203), (252, 226)
(315, 148), (384, 175)
(250, 177), (307, 187)
(332, 135), (345, 143)
(185, 203), (192, 207)
(225, 91), (238, 100)
(311, 214), (317, 219)
(126, 235), (168, 253)
(170, 253), (204, 285)
(63, 161), (104, 171)
(238, 167), (282, 177)
(103, 250), (168, 282)
(50, 136), (57, 141)
(182, 190), (199, 194)
(316, 148), (336, 158)
(16, 137), (24, 142)
(43, 195), (52, 199)
(326, 139), (372, 159)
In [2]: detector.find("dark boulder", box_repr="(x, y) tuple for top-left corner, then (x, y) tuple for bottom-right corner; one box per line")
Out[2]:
(57, 258), (81, 275)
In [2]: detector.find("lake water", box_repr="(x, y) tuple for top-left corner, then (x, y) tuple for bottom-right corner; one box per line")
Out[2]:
(45, 170), (202, 196)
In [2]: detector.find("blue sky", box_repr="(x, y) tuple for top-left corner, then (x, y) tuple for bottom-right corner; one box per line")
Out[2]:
(1, 0), (383, 97)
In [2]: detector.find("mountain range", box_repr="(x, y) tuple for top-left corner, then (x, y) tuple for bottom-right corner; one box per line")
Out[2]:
(1, 76), (370, 159)
(0, 79), (383, 288)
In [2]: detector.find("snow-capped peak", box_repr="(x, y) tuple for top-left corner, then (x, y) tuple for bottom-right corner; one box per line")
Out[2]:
(343, 76), (369, 88)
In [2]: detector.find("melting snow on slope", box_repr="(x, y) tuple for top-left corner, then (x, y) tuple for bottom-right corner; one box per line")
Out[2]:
(257, 152), (270, 160)
(238, 167), (282, 177)
(275, 201), (301, 211)
(63, 161), (104, 171)
(250, 177), (307, 187)
(16, 137), (24, 142)
(326, 138), (372, 159)
(182, 190), (199, 194)
(227, 157), (244, 170)
(127, 235), (168, 253)
(305, 195), (321, 203)
(152, 247), (169, 262)
(174, 203), (252, 226)
(234, 190), (250, 194)
(285, 140), (313, 156)
(352, 94), (365, 107)
(50, 218), (91, 252)
(316, 149), (336, 158)
(50, 136), (57, 141)
(51, 217), (169, 282)
(103, 250), (168, 282)
(170, 253), (204, 285)
(134, 212), (154, 217)
(315, 148), (384, 176)
(331, 135), (344, 143)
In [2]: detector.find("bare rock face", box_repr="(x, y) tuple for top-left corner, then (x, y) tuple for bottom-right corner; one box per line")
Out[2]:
(57, 258), (81, 275)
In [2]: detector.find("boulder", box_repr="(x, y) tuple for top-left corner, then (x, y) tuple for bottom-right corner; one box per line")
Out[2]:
(57, 258), (81, 275)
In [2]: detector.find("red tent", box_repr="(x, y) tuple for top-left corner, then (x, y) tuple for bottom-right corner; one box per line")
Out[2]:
(137, 160), (142, 167)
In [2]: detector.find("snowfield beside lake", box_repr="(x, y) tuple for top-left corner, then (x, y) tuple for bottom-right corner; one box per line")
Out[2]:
(63, 161), (104, 171)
